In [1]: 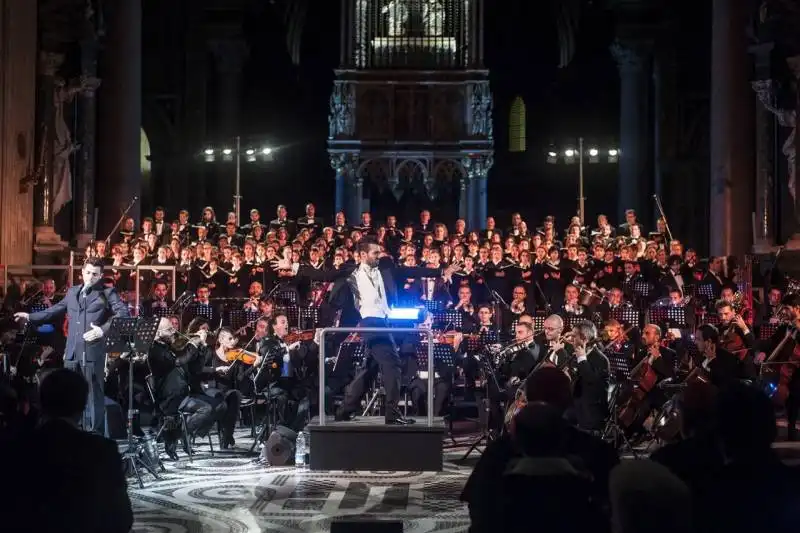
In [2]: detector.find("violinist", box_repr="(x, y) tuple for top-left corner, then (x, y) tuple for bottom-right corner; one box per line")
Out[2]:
(602, 319), (635, 370)
(716, 299), (756, 364)
(208, 328), (246, 447)
(252, 313), (310, 432)
(755, 294), (800, 441)
(620, 325), (675, 429)
(693, 324), (748, 389)
(536, 314), (573, 367)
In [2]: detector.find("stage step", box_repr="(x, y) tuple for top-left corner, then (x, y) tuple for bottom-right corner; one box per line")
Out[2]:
(308, 416), (445, 471)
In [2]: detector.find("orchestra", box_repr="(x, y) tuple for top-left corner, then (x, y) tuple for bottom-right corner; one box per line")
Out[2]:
(3, 201), (800, 464)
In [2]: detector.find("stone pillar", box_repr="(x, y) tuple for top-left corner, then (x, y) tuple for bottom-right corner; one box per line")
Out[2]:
(750, 43), (776, 252)
(75, 35), (100, 248)
(33, 51), (67, 253)
(330, 154), (347, 214)
(463, 154), (492, 230)
(97, 0), (142, 235)
(348, 175), (364, 224)
(0, 0), (37, 266)
(611, 41), (650, 223)
(709, 0), (753, 256)
(458, 175), (469, 222)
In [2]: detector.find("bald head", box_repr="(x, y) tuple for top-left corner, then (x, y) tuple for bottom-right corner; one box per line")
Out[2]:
(543, 314), (563, 341)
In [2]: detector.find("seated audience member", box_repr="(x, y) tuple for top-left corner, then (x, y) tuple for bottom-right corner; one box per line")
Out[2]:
(0, 368), (133, 533)
(460, 366), (618, 533)
(609, 460), (692, 533)
(702, 383), (800, 533)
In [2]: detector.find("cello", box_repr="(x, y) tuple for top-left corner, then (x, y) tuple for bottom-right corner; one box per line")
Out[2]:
(618, 345), (660, 428)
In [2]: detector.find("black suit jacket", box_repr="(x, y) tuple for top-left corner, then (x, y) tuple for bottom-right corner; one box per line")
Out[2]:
(0, 419), (132, 533)
(296, 257), (442, 325)
(571, 347), (610, 430)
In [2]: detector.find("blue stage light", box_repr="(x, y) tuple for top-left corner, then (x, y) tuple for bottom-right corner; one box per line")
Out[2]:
(387, 307), (422, 321)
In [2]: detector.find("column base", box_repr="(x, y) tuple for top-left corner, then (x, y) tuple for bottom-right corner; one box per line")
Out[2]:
(33, 226), (67, 254)
(784, 234), (800, 251)
(75, 233), (95, 250)
(752, 240), (778, 254)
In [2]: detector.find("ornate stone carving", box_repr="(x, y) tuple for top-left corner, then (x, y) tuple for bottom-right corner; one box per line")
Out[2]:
(381, 0), (409, 37)
(470, 82), (493, 138)
(423, 0), (445, 37)
(355, 0), (369, 67)
(463, 0), (471, 65)
(461, 154), (493, 178)
(329, 83), (355, 139)
(753, 78), (797, 210)
(610, 41), (646, 72)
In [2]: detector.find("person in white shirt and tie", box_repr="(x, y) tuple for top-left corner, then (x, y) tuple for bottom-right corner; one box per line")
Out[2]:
(280, 239), (456, 425)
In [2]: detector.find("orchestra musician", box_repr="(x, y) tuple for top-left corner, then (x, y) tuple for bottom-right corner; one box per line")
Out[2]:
(404, 313), (457, 416)
(755, 294), (800, 441)
(536, 314), (573, 367)
(693, 324), (749, 389)
(716, 299), (756, 367)
(147, 318), (217, 460)
(502, 321), (540, 387)
(566, 320), (611, 432)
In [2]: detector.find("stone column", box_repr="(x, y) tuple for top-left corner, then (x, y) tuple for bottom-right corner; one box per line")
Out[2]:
(330, 154), (347, 214)
(348, 175), (364, 224)
(463, 154), (492, 230)
(33, 51), (67, 253)
(750, 43), (776, 252)
(458, 175), (469, 222)
(97, 0), (142, 235)
(611, 41), (650, 224)
(709, 0), (753, 256)
(0, 0), (37, 266)
(75, 35), (100, 248)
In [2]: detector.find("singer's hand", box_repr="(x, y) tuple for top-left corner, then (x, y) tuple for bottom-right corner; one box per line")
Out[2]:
(271, 257), (292, 271)
(755, 351), (766, 364)
(83, 323), (103, 342)
(13, 312), (29, 322)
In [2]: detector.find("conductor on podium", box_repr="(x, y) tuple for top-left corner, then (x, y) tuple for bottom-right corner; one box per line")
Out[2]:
(15, 258), (129, 434)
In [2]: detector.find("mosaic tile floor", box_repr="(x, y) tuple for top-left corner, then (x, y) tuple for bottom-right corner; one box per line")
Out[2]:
(128, 427), (477, 533)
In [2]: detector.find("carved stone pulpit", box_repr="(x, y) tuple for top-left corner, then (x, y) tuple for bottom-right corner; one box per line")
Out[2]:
(329, 0), (492, 229)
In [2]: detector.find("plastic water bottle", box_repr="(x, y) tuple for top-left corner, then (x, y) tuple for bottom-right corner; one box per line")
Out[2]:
(282, 353), (291, 377)
(295, 431), (306, 467)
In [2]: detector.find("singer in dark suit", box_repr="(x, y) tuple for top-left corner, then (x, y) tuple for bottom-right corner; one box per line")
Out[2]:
(15, 258), (129, 434)
(282, 239), (455, 424)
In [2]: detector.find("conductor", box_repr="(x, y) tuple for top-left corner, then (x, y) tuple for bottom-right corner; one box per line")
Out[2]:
(14, 258), (129, 434)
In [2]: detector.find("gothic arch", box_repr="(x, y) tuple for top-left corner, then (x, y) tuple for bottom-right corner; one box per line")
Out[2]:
(509, 96), (526, 153)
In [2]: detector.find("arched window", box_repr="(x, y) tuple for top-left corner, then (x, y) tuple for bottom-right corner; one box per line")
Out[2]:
(509, 96), (526, 153)
(140, 129), (151, 174)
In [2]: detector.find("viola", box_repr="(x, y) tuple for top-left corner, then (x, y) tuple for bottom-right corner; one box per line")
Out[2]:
(284, 330), (314, 344)
(224, 348), (258, 365)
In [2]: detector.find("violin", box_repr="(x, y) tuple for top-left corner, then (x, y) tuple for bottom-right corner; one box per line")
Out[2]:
(284, 330), (314, 344)
(224, 348), (258, 365)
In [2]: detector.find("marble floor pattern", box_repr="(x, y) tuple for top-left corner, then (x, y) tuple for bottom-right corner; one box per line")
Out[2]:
(128, 427), (477, 533)
(128, 423), (800, 533)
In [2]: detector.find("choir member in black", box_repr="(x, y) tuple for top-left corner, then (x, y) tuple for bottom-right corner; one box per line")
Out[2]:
(693, 324), (748, 389)
(756, 293), (800, 441)
(297, 203), (324, 235)
(354, 211), (374, 234)
(618, 209), (644, 237)
(252, 313), (309, 431)
(702, 256), (729, 299)
(147, 318), (217, 460)
(239, 208), (262, 235)
(757, 286), (784, 328)
(536, 314), (573, 367)
(221, 221), (244, 248)
(415, 209), (434, 236)
(565, 320), (610, 432)
(227, 253), (250, 297)
(481, 216), (500, 240)
(538, 248), (566, 308)
(269, 204), (296, 235)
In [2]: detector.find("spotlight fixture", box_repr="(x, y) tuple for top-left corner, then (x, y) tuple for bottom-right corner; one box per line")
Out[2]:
(608, 149), (619, 163)
(262, 147), (273, 155)
(588, 148), (599, 163)
(204, 148), (214, 156)
(546, 150), (558, 164)
(245, 149), (255, 156)
(222, 148), (233, 155)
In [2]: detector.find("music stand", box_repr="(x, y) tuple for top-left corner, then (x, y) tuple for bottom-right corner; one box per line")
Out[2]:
(105, 316), (161, 489)
(666, 307), (689, 329)
(433, 310), (463, 331)
(299, 306), (319, 330)
(602, 350), (639, 458)
(611, 307), (641, 329)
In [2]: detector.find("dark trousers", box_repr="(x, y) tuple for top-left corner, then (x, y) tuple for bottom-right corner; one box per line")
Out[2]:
(64, 359), (105, 436)
(786, 371), (800, 437)
(341, 317), (403, 422)
(408, 378), (451, 416)
(207, 387), (242, 441)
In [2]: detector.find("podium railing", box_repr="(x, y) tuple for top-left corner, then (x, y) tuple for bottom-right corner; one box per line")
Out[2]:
(318, 327), (435, 427)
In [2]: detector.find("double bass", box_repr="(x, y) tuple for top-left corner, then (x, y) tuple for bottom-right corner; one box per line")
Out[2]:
(760, 324), (800, 406)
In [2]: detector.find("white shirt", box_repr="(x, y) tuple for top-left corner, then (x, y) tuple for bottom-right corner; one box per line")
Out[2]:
(353, 264), (391, 319)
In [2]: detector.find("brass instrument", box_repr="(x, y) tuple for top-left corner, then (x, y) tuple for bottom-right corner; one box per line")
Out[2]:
(20, 287), (43, 307)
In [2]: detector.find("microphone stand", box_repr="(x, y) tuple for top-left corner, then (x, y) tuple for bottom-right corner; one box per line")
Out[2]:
(104, 195), (139, 245)
(652, 194), (674, 243)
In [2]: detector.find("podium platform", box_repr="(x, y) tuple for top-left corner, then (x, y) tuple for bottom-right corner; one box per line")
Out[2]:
(307, 416), (445, 472)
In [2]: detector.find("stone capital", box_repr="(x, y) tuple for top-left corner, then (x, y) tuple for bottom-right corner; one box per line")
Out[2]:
(209, 39), (249, 75)
(39, 51), (65, 77)
(461, 154), (494, 178)
(610, 40), (648, 73)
